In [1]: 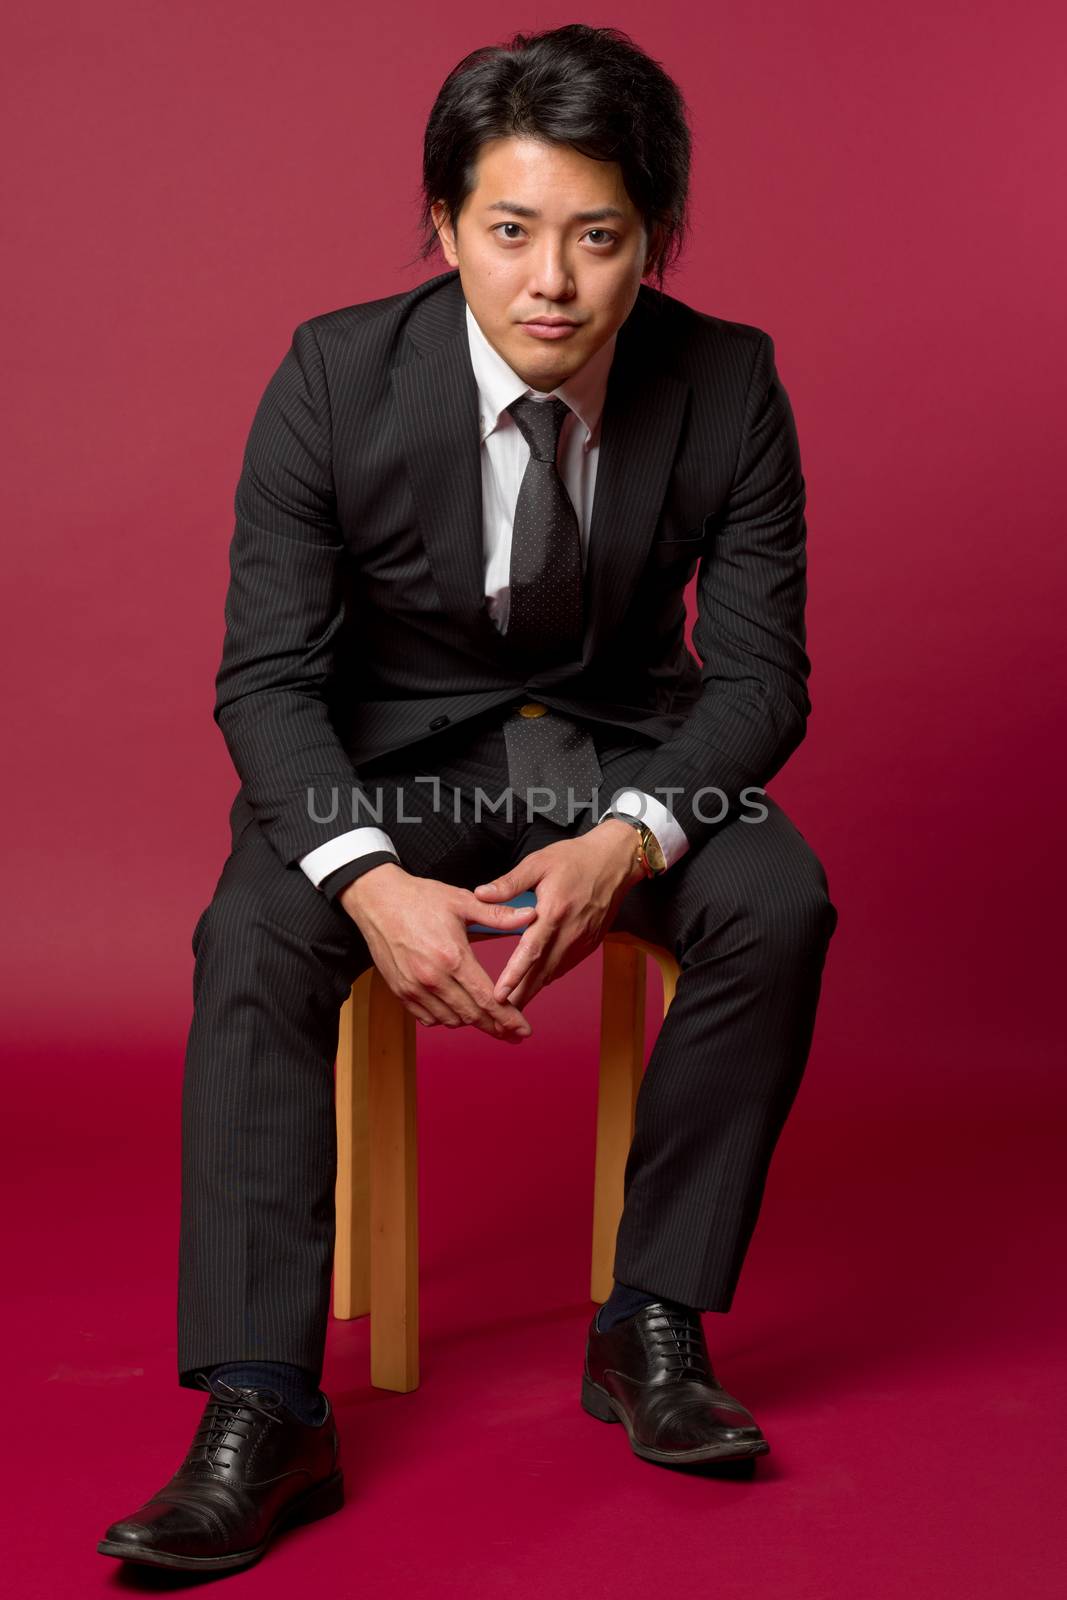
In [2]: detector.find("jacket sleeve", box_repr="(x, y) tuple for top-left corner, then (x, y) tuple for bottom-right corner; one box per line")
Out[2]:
(213, 320), (379, 870)
(624, 331), (812, 849)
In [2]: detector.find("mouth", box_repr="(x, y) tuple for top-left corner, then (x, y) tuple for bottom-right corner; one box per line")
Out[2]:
(520, 317), (581, 341)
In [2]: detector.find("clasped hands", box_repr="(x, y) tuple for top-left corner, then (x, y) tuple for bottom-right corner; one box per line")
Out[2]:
(339, 819), (646, 1042)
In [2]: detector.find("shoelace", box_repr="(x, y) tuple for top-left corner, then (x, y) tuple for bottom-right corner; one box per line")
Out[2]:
(187, 1375), (286, 1467)
(644, 1306), (713, 1379)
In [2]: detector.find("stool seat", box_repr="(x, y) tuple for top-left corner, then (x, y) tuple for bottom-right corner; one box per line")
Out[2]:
(332, 895), (680, 1392)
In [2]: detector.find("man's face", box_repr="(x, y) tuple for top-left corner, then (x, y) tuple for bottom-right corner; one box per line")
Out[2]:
(431, 136), (657, 392)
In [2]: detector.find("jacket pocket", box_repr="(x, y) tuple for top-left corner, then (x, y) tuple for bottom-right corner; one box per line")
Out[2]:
(648, 522), (710, 566)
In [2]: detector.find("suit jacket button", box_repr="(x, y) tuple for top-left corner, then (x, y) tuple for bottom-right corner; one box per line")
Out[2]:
(429, 716), (449, 730)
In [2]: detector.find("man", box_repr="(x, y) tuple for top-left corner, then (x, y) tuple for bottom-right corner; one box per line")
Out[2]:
(98, 21), (838, 1574)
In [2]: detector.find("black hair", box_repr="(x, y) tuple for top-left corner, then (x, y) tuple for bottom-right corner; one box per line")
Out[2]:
(410, 22), (692, 292)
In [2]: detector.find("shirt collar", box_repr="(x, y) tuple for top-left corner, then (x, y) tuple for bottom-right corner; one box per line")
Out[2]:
(465, 300), (617, 452)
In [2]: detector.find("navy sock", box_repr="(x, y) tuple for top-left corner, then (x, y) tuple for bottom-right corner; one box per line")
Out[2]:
(595, 1279), (697, 1332)
(207, 1360), (328, 1426)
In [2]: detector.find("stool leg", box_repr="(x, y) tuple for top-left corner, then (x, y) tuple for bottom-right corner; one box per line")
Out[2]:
(367, 971), (419, 1392)
(591, 942), (647, 1304)
(333, 980), (370, 1320)
(648, 948), (679, 1015)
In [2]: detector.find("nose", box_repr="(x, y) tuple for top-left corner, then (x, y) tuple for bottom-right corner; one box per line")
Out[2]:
(526, 241), (575, 303)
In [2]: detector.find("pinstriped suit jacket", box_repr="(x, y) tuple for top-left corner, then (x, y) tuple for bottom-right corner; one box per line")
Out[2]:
(215, 268), (811, 870)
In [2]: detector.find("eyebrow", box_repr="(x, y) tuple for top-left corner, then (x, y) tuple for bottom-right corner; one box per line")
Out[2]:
(485, 201), (627, 224)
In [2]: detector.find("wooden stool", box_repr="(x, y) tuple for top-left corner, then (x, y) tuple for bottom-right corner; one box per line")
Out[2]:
(332, 926), (680, 1392)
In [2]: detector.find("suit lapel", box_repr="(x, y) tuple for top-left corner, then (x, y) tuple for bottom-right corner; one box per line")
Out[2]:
(390, 271), (690, 656)
(390, 279), (488, 624)
(582, 322), (689, 662)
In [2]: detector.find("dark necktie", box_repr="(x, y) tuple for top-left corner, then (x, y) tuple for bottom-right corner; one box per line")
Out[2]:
(504, 395), (584, 660)
(500, 394), (603, 826)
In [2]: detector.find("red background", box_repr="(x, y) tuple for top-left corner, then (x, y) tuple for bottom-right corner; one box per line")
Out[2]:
(3, 3), (1064, 1595)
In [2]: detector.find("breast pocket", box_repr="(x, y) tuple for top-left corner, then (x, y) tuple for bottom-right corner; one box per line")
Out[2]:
(648, 520), (711, 569)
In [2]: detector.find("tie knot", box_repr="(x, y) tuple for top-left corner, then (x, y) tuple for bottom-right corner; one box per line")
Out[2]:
(507, 395), (571, 462)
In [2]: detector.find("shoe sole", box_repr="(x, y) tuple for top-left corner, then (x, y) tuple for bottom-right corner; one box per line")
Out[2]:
(581, 1374), (771, 1465)
(96, 1469), (345, 1571)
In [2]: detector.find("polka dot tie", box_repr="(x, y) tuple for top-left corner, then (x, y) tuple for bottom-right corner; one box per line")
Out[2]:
(501, 703), (604, 827)
(500, 394), (603, 827)
(505, 395), (584, 661)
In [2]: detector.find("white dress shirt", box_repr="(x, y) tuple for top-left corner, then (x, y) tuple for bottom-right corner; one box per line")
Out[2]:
(298, 301), (689, 889)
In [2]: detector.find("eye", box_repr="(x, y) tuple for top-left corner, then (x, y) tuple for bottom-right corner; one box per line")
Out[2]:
(489, 223), (618, 247)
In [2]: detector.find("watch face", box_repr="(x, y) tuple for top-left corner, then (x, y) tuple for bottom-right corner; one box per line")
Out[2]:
(645, 833), (666, 872)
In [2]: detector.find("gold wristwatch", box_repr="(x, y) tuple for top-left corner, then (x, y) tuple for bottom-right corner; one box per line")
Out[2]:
(607, 813), (667, 877)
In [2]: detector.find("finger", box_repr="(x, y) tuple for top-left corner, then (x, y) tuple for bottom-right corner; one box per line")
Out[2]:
(494, 925), (546, 990)
(403, 976), (494, 1034)
(493, 930), (549, 1002)
(509, 932), (592, 1008)
(407, 985), (465, 1029)
(472, 864), (533, 900)
(453, 954), (533, 1038)
(504, 969), (543, 1010)
(375, 950), (456, 1029)
(435, 971), (530, 1038)
(461, 896), (537, 928)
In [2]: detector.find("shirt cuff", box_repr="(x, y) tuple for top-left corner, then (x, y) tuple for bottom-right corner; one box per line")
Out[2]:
(318, 852), (401, 904)
(299, 828), (399, 888)
(597, 788), (690, 870)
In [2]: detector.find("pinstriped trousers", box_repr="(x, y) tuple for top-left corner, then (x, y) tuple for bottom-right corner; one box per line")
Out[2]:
(177, 716), (838, 1390)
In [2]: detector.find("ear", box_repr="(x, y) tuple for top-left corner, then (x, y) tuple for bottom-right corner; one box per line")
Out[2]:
(431, 200), (459, 266)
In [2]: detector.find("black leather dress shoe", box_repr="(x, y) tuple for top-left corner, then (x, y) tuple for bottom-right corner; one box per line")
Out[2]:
(582, 1302), (770, 1465)
(96, 1374), (343, 1572)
